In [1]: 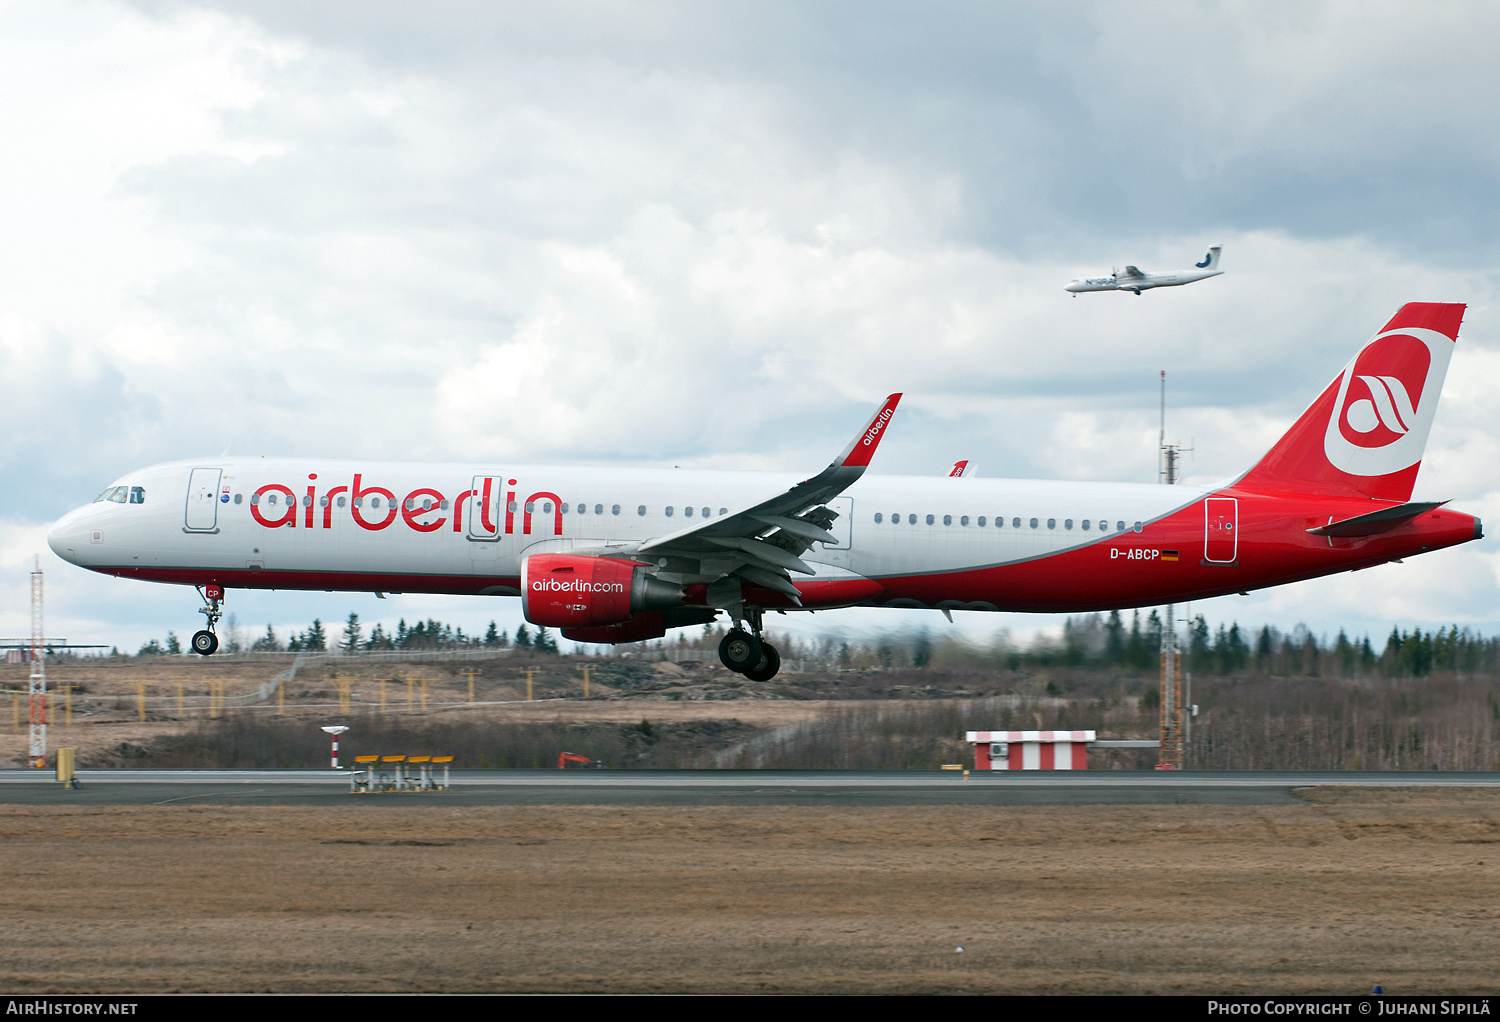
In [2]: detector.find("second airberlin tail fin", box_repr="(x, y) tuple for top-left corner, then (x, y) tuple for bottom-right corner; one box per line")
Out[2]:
(1236, 302), (1463, 503)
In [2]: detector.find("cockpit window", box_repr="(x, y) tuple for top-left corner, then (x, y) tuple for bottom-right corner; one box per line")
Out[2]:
(94, 485), (142, 504)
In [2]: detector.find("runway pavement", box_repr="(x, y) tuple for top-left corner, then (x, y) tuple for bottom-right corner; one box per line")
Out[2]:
(0, 769), (1497, 806)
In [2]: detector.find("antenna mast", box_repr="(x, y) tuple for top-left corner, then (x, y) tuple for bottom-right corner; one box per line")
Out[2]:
(1156, 373), (1186, 770)
(28, 556), (46, 770)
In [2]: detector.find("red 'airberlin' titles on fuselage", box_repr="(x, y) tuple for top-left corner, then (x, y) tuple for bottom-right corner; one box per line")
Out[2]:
(247, 474), (565, 536)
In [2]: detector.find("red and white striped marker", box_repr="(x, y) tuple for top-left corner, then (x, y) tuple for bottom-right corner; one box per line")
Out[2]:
(320, 725), (350, 769)
(965, 730), (1096, 770)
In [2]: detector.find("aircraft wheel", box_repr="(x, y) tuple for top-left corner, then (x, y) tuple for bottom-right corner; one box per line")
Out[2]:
(743, 643), (781, 682)
(191, 630), (219, 656)
(718, 630), (762, 673)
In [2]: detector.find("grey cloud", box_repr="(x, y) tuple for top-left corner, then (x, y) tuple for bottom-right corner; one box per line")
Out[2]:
(141, 1), (1500, 262)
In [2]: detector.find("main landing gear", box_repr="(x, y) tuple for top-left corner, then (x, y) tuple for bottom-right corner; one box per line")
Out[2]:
(718, 609), (780, 681)
(192, 584), (224, 656)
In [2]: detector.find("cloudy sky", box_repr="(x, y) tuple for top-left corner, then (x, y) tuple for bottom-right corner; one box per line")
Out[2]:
(4, 0), (1500, 653)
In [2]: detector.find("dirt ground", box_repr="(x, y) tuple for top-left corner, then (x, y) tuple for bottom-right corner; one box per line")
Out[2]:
(0, 697), (830, 766)
(0, 788), (1496, 993)
(0, 656), (833, 766)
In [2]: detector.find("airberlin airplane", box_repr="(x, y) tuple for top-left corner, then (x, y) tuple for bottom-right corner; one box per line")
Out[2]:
(48, 303), (1481, 681)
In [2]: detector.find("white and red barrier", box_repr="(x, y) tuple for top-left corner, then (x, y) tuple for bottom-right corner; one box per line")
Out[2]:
(965, 730), (1097, 770)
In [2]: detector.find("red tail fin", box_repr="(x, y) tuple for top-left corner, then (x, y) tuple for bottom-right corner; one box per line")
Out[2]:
(1237, 302), (1463, 501)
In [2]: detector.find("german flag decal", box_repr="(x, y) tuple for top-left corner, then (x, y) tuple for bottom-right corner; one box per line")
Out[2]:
(1161, 550), (1180, 561)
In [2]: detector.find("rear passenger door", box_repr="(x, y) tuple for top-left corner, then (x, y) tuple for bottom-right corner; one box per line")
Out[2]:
(1204, 497), (1237, 563)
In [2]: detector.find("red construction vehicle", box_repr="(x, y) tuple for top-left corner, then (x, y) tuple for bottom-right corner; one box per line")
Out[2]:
(557, 751), (593, 769)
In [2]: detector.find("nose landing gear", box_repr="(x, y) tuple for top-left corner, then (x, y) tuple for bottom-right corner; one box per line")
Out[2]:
(192, 584), (224, 656)
(717, 607), (780, 681)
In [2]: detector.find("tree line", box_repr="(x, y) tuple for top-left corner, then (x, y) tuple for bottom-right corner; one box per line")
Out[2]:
(130, 613), (561, 657)
(119, 608), (1500, 675)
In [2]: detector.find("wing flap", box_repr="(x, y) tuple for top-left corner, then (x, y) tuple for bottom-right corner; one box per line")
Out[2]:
(751, 514), (839, 546)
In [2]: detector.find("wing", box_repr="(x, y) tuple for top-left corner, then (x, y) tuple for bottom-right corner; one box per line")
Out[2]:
(636, 393), (902, 605)
(1119, 264), (1145, 278)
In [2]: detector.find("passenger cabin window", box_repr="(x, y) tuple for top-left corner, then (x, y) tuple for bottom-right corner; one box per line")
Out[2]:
(595, 504), (604, 515)
(1081, 520), (1090, 531)
(908, 514), (917, 524)
(925, 514), (934, 525)
(684, 507), (694, 517)
(977, 516), (986, 526)
(874, 513), (883, 523)
(1047, 518), (1056, 529)
(960, 516), (968, 526)
(1116, 521), (1125, 531)
(1134, 521), (1143, 532)
(612, 505), (620, 515)
(943, 515), (952, 526)
(1029, 518), (1038, 529)
(234, 494), (243, 505)
(1012, 518), (1021, 528)
(1064, 519), (1072, 530)
(638, 506), (646, 516)
(665, 506), (674, 517)
(719, 508), (727, 516)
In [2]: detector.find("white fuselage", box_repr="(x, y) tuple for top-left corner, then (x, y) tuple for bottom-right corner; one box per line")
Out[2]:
(1065, 269), (1222, 294)
(49, 456), (1193, 596)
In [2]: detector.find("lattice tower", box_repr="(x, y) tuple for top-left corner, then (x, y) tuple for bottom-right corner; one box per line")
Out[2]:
(1158, 603), (1183, 769)
(28, 556), (46, 769)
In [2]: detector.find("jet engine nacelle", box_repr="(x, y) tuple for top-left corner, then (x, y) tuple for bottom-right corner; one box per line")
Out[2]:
(521, 553), (684, 628)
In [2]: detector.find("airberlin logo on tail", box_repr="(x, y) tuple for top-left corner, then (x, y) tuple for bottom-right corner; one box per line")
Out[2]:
(1347, 374), (1414, 436)
(1323, 328), (1453, 477)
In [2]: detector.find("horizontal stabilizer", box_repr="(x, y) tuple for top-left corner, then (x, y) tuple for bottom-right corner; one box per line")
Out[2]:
(1306, 501), (1446, 537)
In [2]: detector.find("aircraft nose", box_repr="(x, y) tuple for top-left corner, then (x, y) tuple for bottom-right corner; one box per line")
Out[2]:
(47, 507), (92, 564)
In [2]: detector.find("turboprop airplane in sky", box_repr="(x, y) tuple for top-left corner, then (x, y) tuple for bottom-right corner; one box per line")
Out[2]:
(48, 303), (1480, 682)
(1066, 246), (1222, 295)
